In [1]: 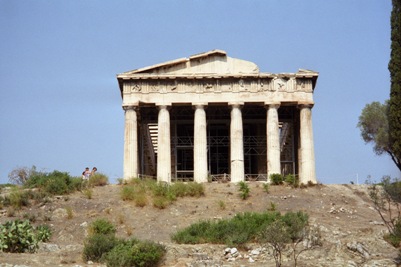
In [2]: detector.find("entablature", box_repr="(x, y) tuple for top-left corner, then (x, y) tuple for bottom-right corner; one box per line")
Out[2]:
(121, 75), (315, 95)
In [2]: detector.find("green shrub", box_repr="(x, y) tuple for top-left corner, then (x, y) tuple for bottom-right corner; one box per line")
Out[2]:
(218, 200), (226, 210)
(172, 211), (281, 246)
(268, 201), (277, 211)
(284, 174), (299, 187)
(103, 239), (165, 267)
(121, 182), (150, 207)
(82, 233), (120, 262)
(88, 173), (109, 187)
(152, 183), (176, 202)
(134, 192), (148, 207)
(25, 170), (77, 195)
(0, 220), (39, 253)
(82, 218), (165, 267)
(171, 182), (205, 198)
(269, 173), (283, 185)
(83, 189), (93, 199)
(123, 177), (139, 185)
(121, 180), (204, 209)
(45, 178), (69, 195)
(170, 182), (187, 197)
(0, 184), (17, 189)
(281, 211), (309, 241)
(121, 185), (135, 201)
(238, 181), (250, 200)
(153, 196), (170, 209)
(36, 225), (52, 242)
(383, 219), (401, 247)
(65, 206), (74, 219)
(69, 177), (84, 191)
(152, 182), (171, 198)
(263, 183), (270, 193)
(2, 195), (11, 207)
(385, 233), (401, 247)
(186, 182), (205, 197)
(8, 189), (30, 209)
(172, 210), (314, 267)
(3, 188), (50, 209)
(26, 190), (49, 205)
(89, 219), (116, 236)
(171, 220), (212, 244)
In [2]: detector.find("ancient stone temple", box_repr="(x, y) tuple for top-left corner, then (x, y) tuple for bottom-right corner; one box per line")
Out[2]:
(117, 50), (318, 184)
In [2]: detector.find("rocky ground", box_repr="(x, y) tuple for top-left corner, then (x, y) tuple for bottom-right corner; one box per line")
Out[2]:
(0, 182), (399, 267)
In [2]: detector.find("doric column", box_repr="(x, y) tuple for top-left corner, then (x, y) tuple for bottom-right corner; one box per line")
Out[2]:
(157, 105), (171, 183)
(230, 103), (244, 183)
(193, 104), (208, 183)
(299, 104), (316, 184)
(266, 103), (281, 179)
(123, 105), (138, 180)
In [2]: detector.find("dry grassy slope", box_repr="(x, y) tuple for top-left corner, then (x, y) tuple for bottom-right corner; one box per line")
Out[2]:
(0, 183), (399, 267)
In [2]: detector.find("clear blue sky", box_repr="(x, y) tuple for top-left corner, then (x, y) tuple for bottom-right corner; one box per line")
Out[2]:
(0, 0), (399, 184)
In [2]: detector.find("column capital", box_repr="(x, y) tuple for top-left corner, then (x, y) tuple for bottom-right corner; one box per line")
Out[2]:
(228, 102), (244, 109)
(156, 104), (171, 110)
(298, 102), (314, 109)
(192, 103), (208, 109)
(265, 102), (281, 109)
(122, 105), (138, 111)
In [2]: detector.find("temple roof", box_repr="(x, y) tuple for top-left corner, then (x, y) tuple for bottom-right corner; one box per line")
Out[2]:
(117, 49), (261, 77)
(117, 50), (319, 90)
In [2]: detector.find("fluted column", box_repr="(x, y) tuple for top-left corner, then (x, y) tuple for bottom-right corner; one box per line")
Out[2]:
(230, 103), (244, 183)
(266, 103), (281, 179)
(123, 105), (138, 180)
(193, 104), (208, 183)
(157, 105), (171, 183)
(299, 104), (316, 184)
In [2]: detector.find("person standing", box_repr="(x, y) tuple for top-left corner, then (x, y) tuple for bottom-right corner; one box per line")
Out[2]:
(83, 167), (91, 180)
(91, 167), (97, 176)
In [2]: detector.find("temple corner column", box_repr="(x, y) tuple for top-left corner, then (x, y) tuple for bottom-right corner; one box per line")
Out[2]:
(298, 103), (316, 184)
(123, 105), (138, 180)
(229, 102), (245, 183)
(193, 103), (208, 183)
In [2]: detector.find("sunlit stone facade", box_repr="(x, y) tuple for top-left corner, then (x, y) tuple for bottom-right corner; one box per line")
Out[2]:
(117, 50), (318, 184)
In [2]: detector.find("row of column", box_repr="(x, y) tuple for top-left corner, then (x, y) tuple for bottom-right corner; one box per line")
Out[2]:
(123, 103), (316, 184)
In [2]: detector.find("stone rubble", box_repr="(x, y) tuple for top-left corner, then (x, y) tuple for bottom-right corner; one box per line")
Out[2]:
(346, 241), (370, 259)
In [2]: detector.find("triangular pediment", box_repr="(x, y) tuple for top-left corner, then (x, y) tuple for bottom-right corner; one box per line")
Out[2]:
(119, 49), (260, 76)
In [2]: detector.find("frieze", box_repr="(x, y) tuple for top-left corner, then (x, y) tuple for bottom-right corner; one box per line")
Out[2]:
(296, 79), (312, 92)
(123, 77), (313, 94)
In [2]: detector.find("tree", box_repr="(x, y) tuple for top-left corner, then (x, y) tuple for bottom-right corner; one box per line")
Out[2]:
(259, 211), (321, 267)
(368, 176), (401, 247)
(389, 0), (401, 171)
(357, 101), (401, 171)
(282, 211), (321, 267)
(260, 220), (290, 267)
(8, 166), (37, 185)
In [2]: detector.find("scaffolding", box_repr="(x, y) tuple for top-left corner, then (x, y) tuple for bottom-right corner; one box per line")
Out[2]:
(138, 105), (297, 181)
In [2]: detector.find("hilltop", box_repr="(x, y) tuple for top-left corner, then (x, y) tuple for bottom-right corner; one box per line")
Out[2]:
(0, 182), (398, 267)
